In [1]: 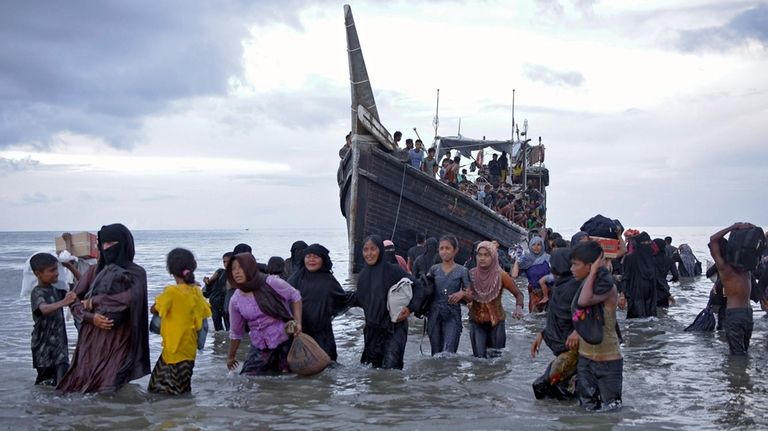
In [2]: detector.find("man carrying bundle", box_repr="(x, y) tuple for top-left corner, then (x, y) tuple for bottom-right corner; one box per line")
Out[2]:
(709, 222), (766, 356)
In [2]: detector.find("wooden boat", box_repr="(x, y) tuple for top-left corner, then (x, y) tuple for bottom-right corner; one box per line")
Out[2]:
(339, 5), (546, 272)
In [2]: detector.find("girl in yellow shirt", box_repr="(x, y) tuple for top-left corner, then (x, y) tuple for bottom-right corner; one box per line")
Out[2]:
(148, 248), (211, 394)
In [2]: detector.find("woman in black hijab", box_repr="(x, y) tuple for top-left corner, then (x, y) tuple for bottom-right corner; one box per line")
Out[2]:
(284, 241), (308, 281)
(413, 237), (440, 279)
(58, 223), (150, 393)
(352, 235), (423, 369)
(288, 244), (354, 361)
(652, 238), (679, 308)
(620, 232), (658, 318)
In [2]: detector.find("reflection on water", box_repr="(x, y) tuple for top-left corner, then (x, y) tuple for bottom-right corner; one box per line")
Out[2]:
(0, 228), (766, 430)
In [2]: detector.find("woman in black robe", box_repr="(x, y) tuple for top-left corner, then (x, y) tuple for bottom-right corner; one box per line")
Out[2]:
(283, 241), (308, 281)
(620, 232), (658, 318)
(413, 238), (439, 279)
(652, 238), (679, 308)
(58, 223), (150, 393)
(288, 243), (354, 361)
(352, 235), (423, 369)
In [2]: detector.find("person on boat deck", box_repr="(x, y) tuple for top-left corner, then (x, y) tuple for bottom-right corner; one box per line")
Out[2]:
(619, 232), (658, 318)
(383, 240), (409, 272)
(283, 240), (308, 282)
(674, 244), (702, 278)
(572, 241), (623, 411)
(58, 223), (150, 394)
(467, 241), (524, 358)
(652, 238), (679, 308)
(512, 161), (523, 184)
(499, 151), (509, 184)
(447, 156), (461, 188)
(409, 139), (425, 169)
(483, 184), (495, 208)
(226, 253), (302, 374)
(457, 168), (468, 184)
(421, 147), (438, 178)
(407, 233), (426, 273)
(531, 247), (580, 400)
(709, 223), (757, 356)
(288, 243), (354, 361)
(404, 138), (414, 151)
(393, 130), (402, 148)
(664, 236), (677, 259)
(413, 237), (440, 279)
(488, 153), (501, 187)
(512, 236), (551, 313)
(425, 236), (471, 355)
(351, 235), (424, 369)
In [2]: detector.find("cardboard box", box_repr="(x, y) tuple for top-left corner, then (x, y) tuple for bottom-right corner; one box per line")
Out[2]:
(593, 237), (620, 259)
(55, 232), (99, 259)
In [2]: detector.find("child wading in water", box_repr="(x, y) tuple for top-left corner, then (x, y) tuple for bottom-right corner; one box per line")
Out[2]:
(571, 241), (623, 411)
(29, 253), (77, 386)
(426, 235), (471, 355)
(149, 248), (211, 394)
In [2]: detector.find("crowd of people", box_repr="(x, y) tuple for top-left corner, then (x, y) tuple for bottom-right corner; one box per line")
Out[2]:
(340, 131), (547, 229)
(26, 221), (767, 412)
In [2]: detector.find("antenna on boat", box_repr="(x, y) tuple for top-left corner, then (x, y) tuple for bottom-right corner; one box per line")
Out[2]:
(413, 127), (422, 141)
(457, 117), (461, 136)
(511, 89), (515, 143)
(432, 89), (440, 139)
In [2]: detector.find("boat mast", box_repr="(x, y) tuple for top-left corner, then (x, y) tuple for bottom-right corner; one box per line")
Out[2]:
(345, 4), (378, 136)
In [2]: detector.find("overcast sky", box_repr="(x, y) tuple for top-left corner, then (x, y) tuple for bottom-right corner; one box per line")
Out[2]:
(1, 0), (766, 232)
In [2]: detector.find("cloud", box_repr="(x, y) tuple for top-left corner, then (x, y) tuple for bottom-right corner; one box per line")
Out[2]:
(534, 0), (597, 17)
(0, 156), (39, 175)
(522, 64), (585, 87)
(20, 192), (61, 205)
(676, 4), (768, 52)
(0, 0), (329, 150)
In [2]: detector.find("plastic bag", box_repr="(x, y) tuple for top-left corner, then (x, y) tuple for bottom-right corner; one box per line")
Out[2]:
(287, 333), (331, 376)
(387, 277), (413, 322)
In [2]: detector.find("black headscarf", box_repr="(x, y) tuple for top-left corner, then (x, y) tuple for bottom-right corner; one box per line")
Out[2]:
(228, 253), (293, 322)
(549, 247), (572, 277)
(355, 235), (414, 327)
(290, 241), (308, 267)
(97, 223), (135, 272)
(233, 243), (252, 254)
(414, 237), (439, 278)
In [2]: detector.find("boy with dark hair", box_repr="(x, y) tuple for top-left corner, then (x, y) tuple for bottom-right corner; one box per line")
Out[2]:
(407, 233), (426, 273)
(531, 247), (581, 400)
(421, 147), (438, 178)
(29, 253), (76, 385)
(570, 241), (622, 411)
(709, 223), (756, 355)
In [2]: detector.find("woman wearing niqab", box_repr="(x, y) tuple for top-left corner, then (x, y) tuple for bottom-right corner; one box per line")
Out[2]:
(288, 244), (354, 361)
(283, 241), (308, 281)
(620, 232), (658, 318)
(57, 223), (150, 393)
(352, 235), (423, 369)
(674, 244), (702, 278)
(652, 238), (679, 308)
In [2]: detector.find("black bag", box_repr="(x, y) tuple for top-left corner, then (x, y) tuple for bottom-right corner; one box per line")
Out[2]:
(684, 302), (716, 332)
(570, 285), (604, 345)
(726, 227), (766, 271)
(413, 273), (435, 318)
(580, 215), (620, 239)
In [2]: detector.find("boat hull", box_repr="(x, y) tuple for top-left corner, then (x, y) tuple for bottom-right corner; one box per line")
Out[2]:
(339, 138), (528, 273)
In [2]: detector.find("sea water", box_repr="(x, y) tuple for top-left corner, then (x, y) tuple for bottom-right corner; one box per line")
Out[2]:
(0, 227), (766, 430)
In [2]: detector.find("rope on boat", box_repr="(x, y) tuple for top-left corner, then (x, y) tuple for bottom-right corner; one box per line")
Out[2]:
(391, 163), (407, 239)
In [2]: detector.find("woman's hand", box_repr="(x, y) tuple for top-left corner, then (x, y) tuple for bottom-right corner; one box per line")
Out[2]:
(566, 330), (580, 350)
(448, 290), (465, 304)
(396, 306), (411, 322)
(512, 305), (524, 320)
(293, 322), (302, 336)
(227, 356), (239, 371)
(530, 332), (543, 358)
(93, 314), (113, 330)
(82, 298), (93, 311)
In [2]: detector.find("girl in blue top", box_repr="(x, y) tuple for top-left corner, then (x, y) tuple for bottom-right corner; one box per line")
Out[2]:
(426, 235), (471, 355)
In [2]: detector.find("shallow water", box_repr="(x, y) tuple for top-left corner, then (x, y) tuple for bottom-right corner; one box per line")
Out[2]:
(1, 227), (766, 430)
